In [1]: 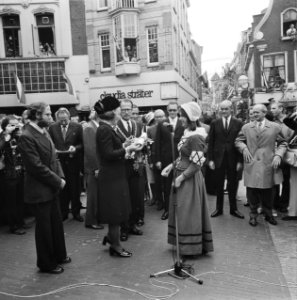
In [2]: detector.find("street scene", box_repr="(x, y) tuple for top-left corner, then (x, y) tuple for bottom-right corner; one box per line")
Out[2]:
(0, 0), (297, 299)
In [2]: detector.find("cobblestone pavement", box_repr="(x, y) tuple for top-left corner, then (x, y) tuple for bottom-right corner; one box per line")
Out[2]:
(0, 182), (296, 300)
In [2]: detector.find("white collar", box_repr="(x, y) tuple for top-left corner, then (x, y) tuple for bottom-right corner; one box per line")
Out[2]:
(183, 127), (207, 139)
(29, 122), (45, 134)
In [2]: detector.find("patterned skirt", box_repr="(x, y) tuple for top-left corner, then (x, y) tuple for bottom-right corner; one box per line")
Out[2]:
(168, 170), (214, 255)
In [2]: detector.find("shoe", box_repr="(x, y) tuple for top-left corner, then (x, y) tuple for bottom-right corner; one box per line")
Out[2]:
(211, 210), (223, 217)
(129, 226), (143, 235)
(149, 200), (156, 206)
(249, 218), (258, 227)
(40, 266), (64, 274)
(59, 257), (71, 264)
(282, 216), (297, 221)
(109, 247), (132, 257)
(224, 189), (228, 194)
(243, 202), (250, 207)
(73, 215), (84, 222)
(265, 216), (277, 225)
(136, 219), (144, 226)
(85, 224), (104, 230)
(257, 207), (263, 214)
(161, 211), (169, 220)
(230, 210), (244, 219)
(272, 210), (278, 217)
(80, 204), (86, 209)
(10, 228), (26, 235)
(120, 232), (128, 242)
(102, 235), (111, 246)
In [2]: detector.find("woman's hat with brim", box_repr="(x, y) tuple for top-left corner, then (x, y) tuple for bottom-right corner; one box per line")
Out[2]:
(181, 102), (202, 121)
(94, 96), (120, 115)
(145, 111), (155, 126)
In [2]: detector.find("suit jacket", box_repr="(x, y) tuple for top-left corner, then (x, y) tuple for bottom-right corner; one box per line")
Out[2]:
(235, 120), (287, 189)
(147, 124), (158, 164)
(116, 119), (142, 142)
(83, 120), (99, 174)
(207, 117), (243, 169)
(154, 118), (184, 166)
(48, 121), (83, 163)
(18, 124), (63, 204)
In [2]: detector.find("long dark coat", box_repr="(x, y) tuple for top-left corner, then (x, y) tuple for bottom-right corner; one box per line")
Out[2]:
(96, 122), (131, 225)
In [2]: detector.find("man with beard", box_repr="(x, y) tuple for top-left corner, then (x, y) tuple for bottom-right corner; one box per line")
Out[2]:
(18, 102), (70, 274)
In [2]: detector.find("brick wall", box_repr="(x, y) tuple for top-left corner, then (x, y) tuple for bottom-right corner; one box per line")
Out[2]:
(69, 0), (88, 55)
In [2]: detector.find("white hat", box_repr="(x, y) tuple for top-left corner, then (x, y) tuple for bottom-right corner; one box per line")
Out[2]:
(145, 112), (155, 125)
(181, 102), (202, 121)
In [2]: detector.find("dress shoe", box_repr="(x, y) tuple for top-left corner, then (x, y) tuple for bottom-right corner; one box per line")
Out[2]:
(80, 204), (86, 209)
(129, 226), (143, 235)
(59, 256), (71, 264)
(120, 232), (128, 242)
(211, 210), (223, 218)
(249, 218), (258, 227)
(102, 235), (111, 246)
(73, 215), (84, 222)
(10, 228), (26, 235)
(230, 210), (244, 219)
(136, 219), (144, 226)
(109, 247), (132, 257)
(161, 211), (169, 220)
(265, 216), (277, 225)
(85, 224), (104, 230)
(282, 216), (297, 221)
(243, 201), (250, 207)
(40, 266), (64, 274)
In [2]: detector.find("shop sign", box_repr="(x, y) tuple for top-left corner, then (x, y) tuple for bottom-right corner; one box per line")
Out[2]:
(99, 89), (154, 100)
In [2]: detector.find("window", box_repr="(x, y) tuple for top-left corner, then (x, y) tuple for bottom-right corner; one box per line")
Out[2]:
(113, 14), (138, 63)
(2, 14), (21, 57)
(99, 34), (111, 70)
(0, 61), (66, 95)
(263, 54), (286, 89)
(34, 13), (56, 56)
(282, 9), (297, 38)
(97, 0), (108, 10)
(147, 26), (158, 64)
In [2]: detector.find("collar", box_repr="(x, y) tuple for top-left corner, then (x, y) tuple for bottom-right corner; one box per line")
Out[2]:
(92, 120), (99, 128)
(60, 123), (69, 129)
(29, 121), (45, 134)
(169, 117), (178, 123)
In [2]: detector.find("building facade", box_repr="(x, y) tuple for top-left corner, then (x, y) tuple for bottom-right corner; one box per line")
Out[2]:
(86, 0), (202, 110)
(242, 0), (297, 105)
(0, 0), (89, 113)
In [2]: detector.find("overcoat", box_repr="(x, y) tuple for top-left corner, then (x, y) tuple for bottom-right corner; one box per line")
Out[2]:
(235, 120), (287, 189)
(96, 122), (131, 224)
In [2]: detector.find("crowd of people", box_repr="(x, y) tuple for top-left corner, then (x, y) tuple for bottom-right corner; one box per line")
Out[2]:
(0, 96), (296, 274)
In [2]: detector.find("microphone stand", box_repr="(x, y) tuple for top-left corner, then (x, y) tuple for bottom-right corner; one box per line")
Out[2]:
(150, 124), (203, 285)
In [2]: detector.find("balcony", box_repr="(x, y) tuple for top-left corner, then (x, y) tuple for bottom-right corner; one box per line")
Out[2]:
(115, 62), (140, 77)
(110, 0), (139, 14)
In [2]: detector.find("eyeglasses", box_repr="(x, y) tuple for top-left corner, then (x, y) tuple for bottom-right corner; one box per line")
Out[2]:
(168, 109), (177, 112)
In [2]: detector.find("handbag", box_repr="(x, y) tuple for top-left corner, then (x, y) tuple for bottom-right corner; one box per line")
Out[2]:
(284, 147), (297, 167)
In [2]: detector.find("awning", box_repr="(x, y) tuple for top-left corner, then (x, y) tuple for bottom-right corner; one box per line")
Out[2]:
(253, 92), (283, 104)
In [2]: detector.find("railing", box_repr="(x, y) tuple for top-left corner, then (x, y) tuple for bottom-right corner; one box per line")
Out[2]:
(110, 0), (138, 10)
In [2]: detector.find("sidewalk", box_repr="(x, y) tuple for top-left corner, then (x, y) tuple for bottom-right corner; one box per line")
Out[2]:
(0, 184), (295, 300)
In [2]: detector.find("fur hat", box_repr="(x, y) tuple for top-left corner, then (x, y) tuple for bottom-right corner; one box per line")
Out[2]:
(181, 102), (202, 121)
(94, 96), (120, 115)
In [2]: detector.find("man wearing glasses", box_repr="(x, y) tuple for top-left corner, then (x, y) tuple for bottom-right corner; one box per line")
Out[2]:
(155, 101), (184, 220)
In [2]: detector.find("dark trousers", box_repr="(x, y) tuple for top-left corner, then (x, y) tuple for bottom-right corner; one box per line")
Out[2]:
(85, 173), (99, 226)
(5, 177), (24, 231)
(246, 187), (273, 219)
(60, 159), (81, 218)
(215, 153), (237, 212)
(153, 168), (163, 206)
(32, 199), (67, 271)
(273, 164), (290, 210)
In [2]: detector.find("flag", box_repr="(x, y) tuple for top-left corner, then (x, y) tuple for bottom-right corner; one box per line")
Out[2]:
(14, 73), (26, 104)
(227, 85), (234, 99)
(62, 72), (77, 98)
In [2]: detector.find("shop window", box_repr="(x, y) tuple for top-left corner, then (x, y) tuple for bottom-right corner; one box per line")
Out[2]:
(263, 54), (286, 89)
(147, 26), (158, 65)
(97, 0), (108, 10)
(113, 14), (138, 63)
(34, 13), (56, 56)
(99, 33), (111, 70)
(2, 15), (21, 57)
(282, 9), (297, 38)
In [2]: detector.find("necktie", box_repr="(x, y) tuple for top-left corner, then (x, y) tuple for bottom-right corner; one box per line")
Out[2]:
(258, 121), (262, 130)
(62, 125), (67, 140)
(127, 121), (132, 136)
(224, 118), (228, 131)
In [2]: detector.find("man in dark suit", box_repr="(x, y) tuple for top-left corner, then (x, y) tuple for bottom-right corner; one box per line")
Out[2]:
(18, 102), (70, 274)
(207, 100), (244, 219)
(49, 107), (84, 222)
(83, 108), (104, 230)
(117, 99), (145, 241)
(155, 101), (184, 220)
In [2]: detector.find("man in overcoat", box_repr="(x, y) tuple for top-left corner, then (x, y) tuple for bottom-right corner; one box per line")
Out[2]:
(18, 102), (70, 274)
(207, 100), (244, 219)
(235, 104), (287, 226)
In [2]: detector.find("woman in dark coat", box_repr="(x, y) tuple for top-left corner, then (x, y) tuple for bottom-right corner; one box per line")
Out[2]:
(95, 96), (139, 257)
